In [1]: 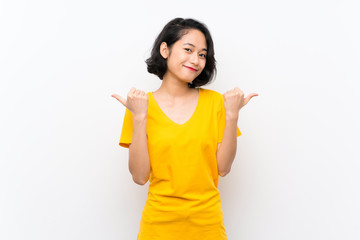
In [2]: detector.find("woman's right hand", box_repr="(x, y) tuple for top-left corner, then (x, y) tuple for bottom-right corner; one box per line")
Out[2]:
(111, 87), (149, 120)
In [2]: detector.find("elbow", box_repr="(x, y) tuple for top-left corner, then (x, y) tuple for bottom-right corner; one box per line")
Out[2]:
(219, 168), (231, 177)
(134, 180), (147, 186)
(131, 170), (149, 186)
(132, 176), (148, 185)
(219, 172), (228, 177)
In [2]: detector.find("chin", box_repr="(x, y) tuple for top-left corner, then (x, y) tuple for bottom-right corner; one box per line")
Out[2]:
(177, 75), (195, 83)
(182, 78), (196, 85)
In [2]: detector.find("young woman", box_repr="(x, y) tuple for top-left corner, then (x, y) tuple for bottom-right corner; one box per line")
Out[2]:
(112, 17), (258, 240)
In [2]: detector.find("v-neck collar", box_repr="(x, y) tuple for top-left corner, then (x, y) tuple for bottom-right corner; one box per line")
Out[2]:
(149, 88), (202, 126)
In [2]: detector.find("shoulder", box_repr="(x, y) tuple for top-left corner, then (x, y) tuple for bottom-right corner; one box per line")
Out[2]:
(199, 87), (224, 102)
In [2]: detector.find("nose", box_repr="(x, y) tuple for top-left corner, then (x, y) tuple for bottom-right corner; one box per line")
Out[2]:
(189, 52), (199, 65)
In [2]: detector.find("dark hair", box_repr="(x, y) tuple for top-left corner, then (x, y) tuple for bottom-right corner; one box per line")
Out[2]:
(145, 18), (217, 88)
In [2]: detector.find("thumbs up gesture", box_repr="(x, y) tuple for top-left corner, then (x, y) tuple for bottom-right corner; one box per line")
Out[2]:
(223, 87), (258, 119)
(111, 87), (149, 120)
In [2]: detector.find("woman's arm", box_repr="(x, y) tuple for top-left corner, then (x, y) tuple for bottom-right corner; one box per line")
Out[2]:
(129, 116), (150, 185)
(216, 115), (238, 177)
(216, 87), (258, 177)
(112, 87), (150, 185)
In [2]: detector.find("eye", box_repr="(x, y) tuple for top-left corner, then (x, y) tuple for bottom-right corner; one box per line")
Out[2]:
(184, 48), (192, 52)
(199, 53), (207, 58)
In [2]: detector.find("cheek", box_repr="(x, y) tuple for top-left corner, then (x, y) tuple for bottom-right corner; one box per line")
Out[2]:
(200, 60), (207, 70)
(178, 49), (191, 59)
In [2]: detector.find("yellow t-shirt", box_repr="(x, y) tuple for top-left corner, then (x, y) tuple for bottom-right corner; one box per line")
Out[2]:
(119, 87), (241, 240)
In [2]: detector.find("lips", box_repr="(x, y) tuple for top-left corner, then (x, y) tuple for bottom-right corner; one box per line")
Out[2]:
(184, 66), (198, 72)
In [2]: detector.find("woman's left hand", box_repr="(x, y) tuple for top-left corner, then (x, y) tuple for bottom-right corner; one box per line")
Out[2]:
(223, 87), (258, 118)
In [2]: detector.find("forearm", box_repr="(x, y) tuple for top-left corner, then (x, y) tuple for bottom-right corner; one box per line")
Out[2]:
(217, 115), (238, 176)
(129, 117), (150, 185)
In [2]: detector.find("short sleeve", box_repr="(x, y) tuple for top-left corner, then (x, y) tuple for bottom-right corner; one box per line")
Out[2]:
(119, 108), (133, 148)
(217, 94), (242, 143)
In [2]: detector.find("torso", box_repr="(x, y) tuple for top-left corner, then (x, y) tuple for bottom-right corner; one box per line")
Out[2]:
(137, 88), (230, 238)
(151, 88), (199, 125)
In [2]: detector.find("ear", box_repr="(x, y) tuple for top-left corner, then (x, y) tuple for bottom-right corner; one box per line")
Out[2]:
(160, 42), (169, 59)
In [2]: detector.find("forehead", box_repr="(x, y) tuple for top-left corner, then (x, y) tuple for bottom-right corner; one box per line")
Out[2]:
(177, 29), (207, 49)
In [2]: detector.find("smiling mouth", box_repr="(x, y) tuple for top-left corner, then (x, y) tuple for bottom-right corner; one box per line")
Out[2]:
(184, 66), (198, 72)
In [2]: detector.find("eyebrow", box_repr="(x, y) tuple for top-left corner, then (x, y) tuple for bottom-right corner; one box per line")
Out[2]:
(183, 43), (207, 52)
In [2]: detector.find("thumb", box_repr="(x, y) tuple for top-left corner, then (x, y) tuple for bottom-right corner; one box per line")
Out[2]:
(111, 94), (127, 108)
(244, 93), (258, 105)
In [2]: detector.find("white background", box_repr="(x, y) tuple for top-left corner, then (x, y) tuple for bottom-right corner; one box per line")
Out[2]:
(1, 0), (359, 239)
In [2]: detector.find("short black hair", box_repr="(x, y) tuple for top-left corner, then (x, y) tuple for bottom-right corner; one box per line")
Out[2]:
(145, 18), (217, 88)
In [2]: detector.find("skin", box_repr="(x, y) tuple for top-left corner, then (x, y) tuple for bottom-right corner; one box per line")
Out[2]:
(112, 29), (258, 184)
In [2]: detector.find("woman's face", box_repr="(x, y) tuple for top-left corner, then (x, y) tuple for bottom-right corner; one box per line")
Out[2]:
(162, 29), (207, 84)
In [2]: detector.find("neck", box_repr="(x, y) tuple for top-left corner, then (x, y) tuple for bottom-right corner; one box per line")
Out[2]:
(156, 73), (196, 99)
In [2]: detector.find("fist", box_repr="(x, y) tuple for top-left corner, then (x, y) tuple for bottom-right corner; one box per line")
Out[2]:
(111, 87), (149, 119)
(223, 87), (258, 118)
